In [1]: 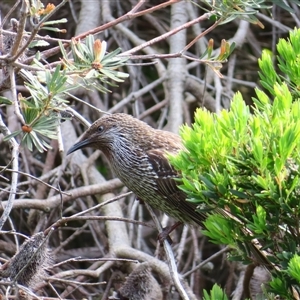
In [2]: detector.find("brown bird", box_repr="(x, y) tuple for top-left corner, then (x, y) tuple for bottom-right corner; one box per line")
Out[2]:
(67, 113), (273, 268)
(67, 113), (205, 228)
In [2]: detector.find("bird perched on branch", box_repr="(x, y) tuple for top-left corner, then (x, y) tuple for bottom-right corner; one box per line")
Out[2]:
(67, 113), (272, 268)
(67, 113), (205, 229)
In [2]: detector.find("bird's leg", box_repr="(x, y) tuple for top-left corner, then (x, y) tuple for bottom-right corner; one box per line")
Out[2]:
(136, 197), (144, 204)
(158, 221), (183, 245)
(135, 197), (182, 244)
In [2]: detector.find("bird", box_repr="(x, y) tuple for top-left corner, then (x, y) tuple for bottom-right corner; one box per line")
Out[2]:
(67, 113), (273, 268)
(67, 113), (206, 229)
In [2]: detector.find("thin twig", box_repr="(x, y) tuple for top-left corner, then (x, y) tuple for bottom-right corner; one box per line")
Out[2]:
(122, 12), (213, 56)
(9, 0), (28, 57)
(53, 257), (138, 268)
(44, 216), (154, 236)
(183, 246), (231, 277)
(23, 0), (178, 64)
(10, 0), (69, 62)
(0, 167), (71, 195)
(72, 191), (133, 217)
(0, 115), (19, 231)
(144, 202), (191, 300)
(0, 0), (21, 29)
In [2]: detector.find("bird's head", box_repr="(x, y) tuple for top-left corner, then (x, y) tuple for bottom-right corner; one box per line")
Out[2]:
(67, 113), (149, 155)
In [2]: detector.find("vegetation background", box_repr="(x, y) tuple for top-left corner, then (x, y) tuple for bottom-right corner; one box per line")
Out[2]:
(0, 0), (299, 299)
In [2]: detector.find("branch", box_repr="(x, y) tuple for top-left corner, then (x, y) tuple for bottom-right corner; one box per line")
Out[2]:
(0, 115), (19, 230)
(0, 178), (124, 211)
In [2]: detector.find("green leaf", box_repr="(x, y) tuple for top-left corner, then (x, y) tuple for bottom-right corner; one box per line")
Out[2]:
(29, 40), (50, 48)
(42, 18), (67, 25)
(99, 68), (128, 82)
(287, 254), (300, 283)
(203, 284), (228, 300)
(0, 96), (13, 105)
(203, 214), (237, 246)
(3, 130), (22, 141)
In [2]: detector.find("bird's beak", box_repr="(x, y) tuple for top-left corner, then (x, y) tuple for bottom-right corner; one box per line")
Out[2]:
(67, 139), (92, 155)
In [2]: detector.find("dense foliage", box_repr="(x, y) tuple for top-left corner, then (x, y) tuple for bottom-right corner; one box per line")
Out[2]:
(170, 28), (300, 298)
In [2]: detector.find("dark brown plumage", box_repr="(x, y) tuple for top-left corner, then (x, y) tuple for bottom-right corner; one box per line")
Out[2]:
(67, 113), (205, 226)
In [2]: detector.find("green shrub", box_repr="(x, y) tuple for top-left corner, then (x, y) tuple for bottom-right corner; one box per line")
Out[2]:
(170, 28), (300, 298)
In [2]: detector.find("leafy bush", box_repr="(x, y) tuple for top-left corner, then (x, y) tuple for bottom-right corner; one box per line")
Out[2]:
(170, 28), (300, 298)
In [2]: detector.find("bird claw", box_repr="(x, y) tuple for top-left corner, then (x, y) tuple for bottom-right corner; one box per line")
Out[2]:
(157, 229), (173, 245)
(157, 221), (183, 245)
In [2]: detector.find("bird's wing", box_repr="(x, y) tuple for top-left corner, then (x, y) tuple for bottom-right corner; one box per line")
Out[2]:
(147, 150), (276, 270)
(146, 148), (205, 225)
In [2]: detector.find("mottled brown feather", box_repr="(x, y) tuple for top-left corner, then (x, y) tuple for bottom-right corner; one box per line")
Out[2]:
(67, 113), (203, 225)
(147, 148), (204, 225)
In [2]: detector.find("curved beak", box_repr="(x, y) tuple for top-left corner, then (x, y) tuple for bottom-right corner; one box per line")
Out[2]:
(67, 139), (92, 155)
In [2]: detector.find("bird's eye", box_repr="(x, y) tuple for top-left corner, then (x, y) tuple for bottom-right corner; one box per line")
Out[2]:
(98, 125), (104, 132)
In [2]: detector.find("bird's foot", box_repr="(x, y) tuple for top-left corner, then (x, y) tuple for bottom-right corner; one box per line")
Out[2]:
(157, 221), (183, 245)
(136, 197), (144, 204)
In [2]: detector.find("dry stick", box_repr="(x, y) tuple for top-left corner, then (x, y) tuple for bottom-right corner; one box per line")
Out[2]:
(9, 0), (69, 62)
(11, 164), (60, 189)
(122, 17), (222, 62)
(144, 202), (191, 300)
(0, 167), (70, 195)
(181, 17), (223, 53)
(8, 0), (27, 57)
(49, 277), (106, 286)
(1, 1), (21, 29)
(119, 15), (222, 62)
(122, 12), (214, 56)
(52, 222), (89, 255)
(6, 217), (19, 253)
(0, 178), (124, 211)
(47, 268), (111, 281)
(12, 61), (46, 71)
(65, 92), (105, 115)
(0, 116), (19, 231)
(183, 246), (231, 278)
(63, 105), (92, 127)
(72, 191), (133, 217)
(0, 230), (30, 240)
(176, 225), (189, 264)
(108, 75), (167, 113)
(44, 215), (154, 236)
(23, 0), (177, 64)
(138, 99), (169, 120)
(53, 257), (138, 268)
(75, 0), (179, 41)
(48, 281), (62, 300)
(0, 29), (71, 43)
(167, 0), (187, 133)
